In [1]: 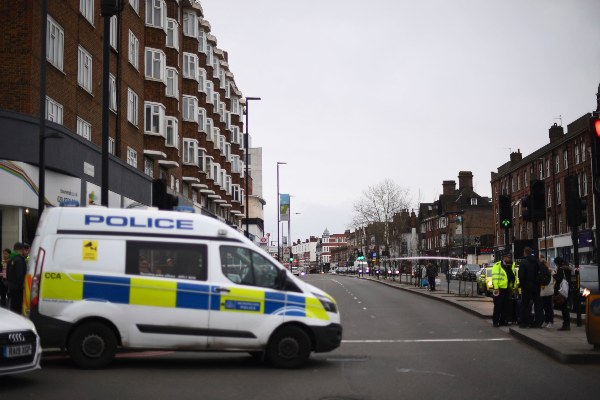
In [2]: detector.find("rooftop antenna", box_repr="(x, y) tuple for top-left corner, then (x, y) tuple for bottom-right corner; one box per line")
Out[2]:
(553, 115), (563, 126)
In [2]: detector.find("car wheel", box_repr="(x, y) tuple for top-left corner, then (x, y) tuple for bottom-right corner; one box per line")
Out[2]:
(68, 321), (117, 369)
(266, 325), (311, 369)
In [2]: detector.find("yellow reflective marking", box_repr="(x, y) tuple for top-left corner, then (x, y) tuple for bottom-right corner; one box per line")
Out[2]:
(220, 287), (264, 313)
(41, 272), (84, 301)
(305, 296), (329, 321)
(130, 278), (177, 308)
(82, 240), (98, 261)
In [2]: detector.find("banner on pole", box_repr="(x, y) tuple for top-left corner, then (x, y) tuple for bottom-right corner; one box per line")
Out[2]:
(280, 194), (290, 222)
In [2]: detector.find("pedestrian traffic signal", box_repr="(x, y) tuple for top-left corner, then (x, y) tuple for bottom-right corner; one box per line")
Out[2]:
(521, 195), (532, 221)
(498, 194), (512, 228)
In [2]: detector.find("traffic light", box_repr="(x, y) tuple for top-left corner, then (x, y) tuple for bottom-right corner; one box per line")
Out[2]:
(152, 179), (179, 210)
(498, 194), (512, 228)
(521, 195), (532, 221)
(530, 179), (546, 221)
(289, 252), (294, 263)
(357, 251), (364, 261)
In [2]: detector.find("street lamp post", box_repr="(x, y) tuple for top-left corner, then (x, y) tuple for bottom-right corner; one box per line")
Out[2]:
(276, 161), (286, 261)
(244, 96), (261, 238)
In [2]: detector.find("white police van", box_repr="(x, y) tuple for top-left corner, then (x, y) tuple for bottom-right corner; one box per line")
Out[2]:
(25, 207), (342, 369)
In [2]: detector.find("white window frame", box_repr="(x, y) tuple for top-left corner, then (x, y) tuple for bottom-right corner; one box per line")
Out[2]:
(197, 108), (206, 132)
(80, 0), (94, 25)
(144, 157), (154, 177)
(556, 182), (561, 205)
(145, 0), (166, 30)
(197, 148), (207, 172)
(109, 74), (117, 112)
(166, 18), (179, 49)
(198, 68), (206, 93)
(554, 154), (560, 174)
(78, 46), (93, 93)
(183, 139), (198, 165)
(145, 47), (166, 82)
(127, 88), (138, 126)
(165, 117), (178, 148)
(563, 149), (568, 170)
(127, 147), (138, 168)
(575, 144), (580, 164)
(76, 117), (92, 140)
(183, 11), (198, 38)
(166, 67), (179, 98)
(182, 95), (198, 122)
(582, 142), (587, 162)
(144, 101), (166, 136)
(198, 30), (207, 53)
(47, 16), (64, 71)
(128, 30), (139, 69)
(206, 119), (213, 141)
(129, 0), (139, 14)
(109, 15), (118, 49)
(183, 53), (199, 81)
(45, 96), (63, 124)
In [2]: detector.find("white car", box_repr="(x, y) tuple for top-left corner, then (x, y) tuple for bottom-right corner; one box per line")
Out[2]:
(0, 308), (42, 376)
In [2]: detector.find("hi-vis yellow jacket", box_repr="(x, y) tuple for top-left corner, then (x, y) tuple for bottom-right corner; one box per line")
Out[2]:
(491, 261), (516, 289)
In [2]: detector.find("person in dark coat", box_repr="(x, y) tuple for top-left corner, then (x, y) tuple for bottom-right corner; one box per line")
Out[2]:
(553, 257), (573, 331)
(7, 242), (27, 314)
(518, 246), (543, 328)
(425, 263), (438, 291)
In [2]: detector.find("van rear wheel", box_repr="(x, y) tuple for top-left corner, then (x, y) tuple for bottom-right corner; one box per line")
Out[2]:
(68, 321), (117, 369)
(266, 326), (311, 369)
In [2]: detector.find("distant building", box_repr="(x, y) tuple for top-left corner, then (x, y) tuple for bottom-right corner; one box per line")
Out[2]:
(419, 171), (495, 265)
(491, 116), (594, 264)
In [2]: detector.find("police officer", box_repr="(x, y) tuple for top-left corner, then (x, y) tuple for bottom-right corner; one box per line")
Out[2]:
(7, 242), (27, 314)
(491, 252), (516, 327)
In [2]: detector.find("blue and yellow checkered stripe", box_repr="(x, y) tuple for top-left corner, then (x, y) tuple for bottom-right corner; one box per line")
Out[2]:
(40, 273), (329, 320)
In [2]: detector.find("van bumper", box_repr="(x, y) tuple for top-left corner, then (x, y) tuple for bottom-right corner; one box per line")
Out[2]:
(312, 323), (342, 352)
(29, 309), (73, 349)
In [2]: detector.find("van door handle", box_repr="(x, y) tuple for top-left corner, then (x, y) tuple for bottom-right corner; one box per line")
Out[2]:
(215, 287), (230, 293)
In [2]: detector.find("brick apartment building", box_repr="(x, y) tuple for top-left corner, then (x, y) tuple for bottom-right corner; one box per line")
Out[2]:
(491, 117), (595, 264)
(419, 171), (495, 265)
(0, 1), (258, 248)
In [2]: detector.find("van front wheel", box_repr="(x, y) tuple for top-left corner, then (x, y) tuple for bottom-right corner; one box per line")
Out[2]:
(266, 326), (311, 369)
(68, 321), (117, 369)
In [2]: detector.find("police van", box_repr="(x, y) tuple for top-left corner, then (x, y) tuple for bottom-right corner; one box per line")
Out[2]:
(25, 207), (342, 369)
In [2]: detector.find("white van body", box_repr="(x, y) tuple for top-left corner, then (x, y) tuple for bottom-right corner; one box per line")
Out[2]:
(26, 207), (342, 369)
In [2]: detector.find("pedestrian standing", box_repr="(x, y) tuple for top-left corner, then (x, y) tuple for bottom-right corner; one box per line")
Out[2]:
(7, 242), (27, 314)
(518, 246), (543, 328)
(426, 262), (437, 291)
(0, 248), (10, 308)
(539, 255), (555, 328)
(553, 257), (573, 331)
(491, 253), (516, 327)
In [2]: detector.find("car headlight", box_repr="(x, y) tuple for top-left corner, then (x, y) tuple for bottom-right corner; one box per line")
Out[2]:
(314, 293), (338, 313)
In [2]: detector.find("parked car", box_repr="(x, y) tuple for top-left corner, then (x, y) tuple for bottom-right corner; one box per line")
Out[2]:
(449, 267), (460, 280)
(460, 264), (481, 281)
(477, 266), (493, 296)
(0, 308), (42, 376)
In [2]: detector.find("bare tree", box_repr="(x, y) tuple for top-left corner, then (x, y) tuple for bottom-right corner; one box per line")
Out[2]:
(352, 179), (412, 246)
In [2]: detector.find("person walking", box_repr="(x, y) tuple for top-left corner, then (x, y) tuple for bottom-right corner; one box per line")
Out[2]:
(518, 247), (543, 328)
(426, 262), (438, 291)
(553, 257), (573, 331)
(539, 255), (555, 328)
(6, 242), (27, 314)
(491, 252), (516, 327)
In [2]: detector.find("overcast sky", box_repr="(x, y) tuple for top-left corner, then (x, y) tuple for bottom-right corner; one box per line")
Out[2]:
(201, 0), (600, 244)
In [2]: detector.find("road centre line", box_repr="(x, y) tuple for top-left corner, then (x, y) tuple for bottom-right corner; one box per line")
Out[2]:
(342, 338), (512, 343)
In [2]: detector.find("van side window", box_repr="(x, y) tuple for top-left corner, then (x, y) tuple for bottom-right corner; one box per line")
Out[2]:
(220, 246), (279, 289)
(125, 241), (208, 281)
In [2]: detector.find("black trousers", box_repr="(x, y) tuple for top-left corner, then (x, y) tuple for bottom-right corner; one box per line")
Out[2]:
(520, 289), (543, 326)
(8, 288), (23, 314)
(0, 281), (7, 307)
(493, 288), (512, 324)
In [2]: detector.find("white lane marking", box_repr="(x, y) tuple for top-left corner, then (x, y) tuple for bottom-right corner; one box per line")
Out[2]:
(397, 368), (455, 377)
(342, 338), (512, 343)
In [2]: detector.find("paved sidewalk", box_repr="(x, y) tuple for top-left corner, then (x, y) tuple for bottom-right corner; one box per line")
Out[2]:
(357, 274), (600, 364)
